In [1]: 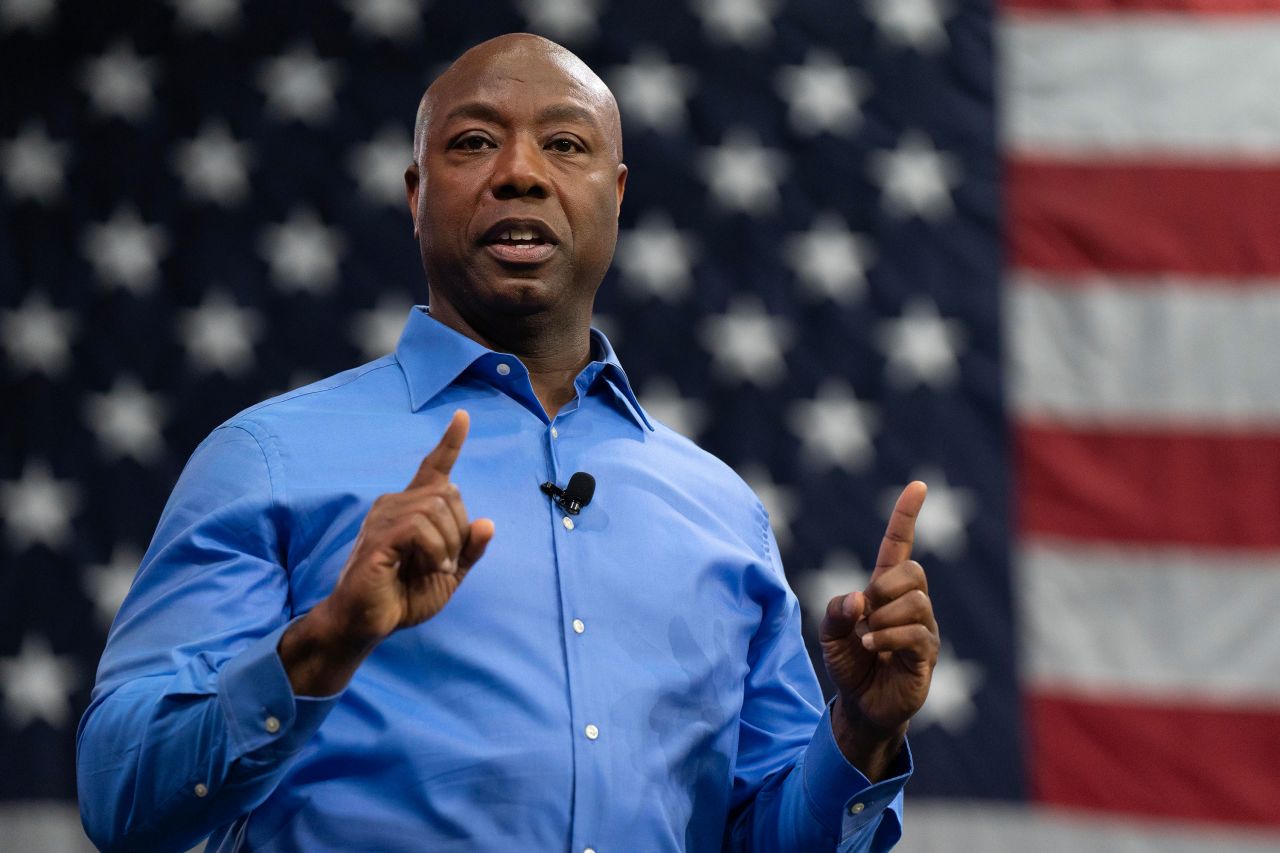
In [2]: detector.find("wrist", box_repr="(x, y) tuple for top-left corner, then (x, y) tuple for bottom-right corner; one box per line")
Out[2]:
(830, 694), (907, 782)
(311, 594), (387, 657)
(278, 600), (379, 697)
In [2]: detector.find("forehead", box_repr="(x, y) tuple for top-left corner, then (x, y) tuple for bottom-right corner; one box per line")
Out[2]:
(428, 45), (613, 132)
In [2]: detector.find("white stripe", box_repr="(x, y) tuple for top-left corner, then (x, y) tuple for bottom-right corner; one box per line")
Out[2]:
(1002, 19), (1280, 156)
(1007, 272), (1280, 425)
(11, 799), (1280, 853)
(1017, 538), (1280, 702)
(0, 802), (207, 852)
(0, 802), (111, 852)
(900, 802), (1280, 853)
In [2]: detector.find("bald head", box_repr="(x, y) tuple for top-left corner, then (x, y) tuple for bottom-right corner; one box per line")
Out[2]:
(402, 30), (629, 348)
(414, 33), (622, 164)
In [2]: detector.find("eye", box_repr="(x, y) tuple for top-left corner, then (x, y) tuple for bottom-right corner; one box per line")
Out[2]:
(547, 137), (584, 154)
(451, 134), (495, 151)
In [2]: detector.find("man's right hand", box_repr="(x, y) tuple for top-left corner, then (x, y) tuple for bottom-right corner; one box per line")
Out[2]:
(279, 409), (495, 696)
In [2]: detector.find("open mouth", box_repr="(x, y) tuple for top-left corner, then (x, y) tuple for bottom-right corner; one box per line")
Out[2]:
(482, 221), (558, 265)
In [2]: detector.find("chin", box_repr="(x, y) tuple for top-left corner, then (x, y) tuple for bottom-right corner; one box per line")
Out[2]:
(477, 276), (567, 317)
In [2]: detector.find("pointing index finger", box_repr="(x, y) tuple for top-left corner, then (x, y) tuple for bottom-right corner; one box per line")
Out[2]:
(409, 410), (470, 488)
(873, 480), (927, 576)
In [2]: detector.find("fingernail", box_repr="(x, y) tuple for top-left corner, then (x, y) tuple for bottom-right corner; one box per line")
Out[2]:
(442, 559), (456, 574)
(861, 633), (875, 650)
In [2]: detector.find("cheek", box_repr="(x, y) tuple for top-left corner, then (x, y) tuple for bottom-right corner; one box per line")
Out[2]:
(567, 172), (623, 233)
(422, 186), (473, 243)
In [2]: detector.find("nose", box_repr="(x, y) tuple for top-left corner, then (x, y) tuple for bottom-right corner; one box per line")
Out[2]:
(490, 134), (549, 200)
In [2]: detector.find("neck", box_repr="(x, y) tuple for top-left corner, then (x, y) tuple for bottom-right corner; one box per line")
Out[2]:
(428, 299), (593, 418)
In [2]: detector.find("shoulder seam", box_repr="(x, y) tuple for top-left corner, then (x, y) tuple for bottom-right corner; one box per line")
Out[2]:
(216, 423), (278, 509)
(237, 359), (400, 418)
(756, 499), (772, 565)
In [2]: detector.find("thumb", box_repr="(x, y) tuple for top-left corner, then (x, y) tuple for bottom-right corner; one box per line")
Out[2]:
(458, 518), (495, 571)
(820, 591), (868, 642)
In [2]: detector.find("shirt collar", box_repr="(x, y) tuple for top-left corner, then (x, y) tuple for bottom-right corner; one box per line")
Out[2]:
(588, 323), (655, 432)
(393, 306), (654, 432)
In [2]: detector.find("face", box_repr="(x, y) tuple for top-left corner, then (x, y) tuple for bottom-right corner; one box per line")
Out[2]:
(406, 38), (627, 331)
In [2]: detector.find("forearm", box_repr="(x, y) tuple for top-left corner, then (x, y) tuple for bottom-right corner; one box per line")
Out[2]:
(277, 599), (379, 697)
(78, 627), (339, 851)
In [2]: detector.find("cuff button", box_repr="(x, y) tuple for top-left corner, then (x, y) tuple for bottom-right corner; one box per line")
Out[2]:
(194, 784), (209, 798)
(848, 802), (865, 815)
(265, 715), (281, 733)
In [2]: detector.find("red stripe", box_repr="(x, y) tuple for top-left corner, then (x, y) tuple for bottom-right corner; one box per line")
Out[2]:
(1004, 0), (1280, 13)
(1015, 422), (1280, 547)
(1007, 158), (1280, 277)
(1026, 691), (1280, 827)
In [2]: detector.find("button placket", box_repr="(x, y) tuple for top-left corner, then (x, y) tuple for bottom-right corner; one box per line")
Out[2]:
(544, 413), (599, 845)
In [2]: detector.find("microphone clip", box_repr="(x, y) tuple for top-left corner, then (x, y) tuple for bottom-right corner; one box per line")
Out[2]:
(541, 472), (595, 516)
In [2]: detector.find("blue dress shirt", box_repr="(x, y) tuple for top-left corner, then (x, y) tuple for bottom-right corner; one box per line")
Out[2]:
(78, 308), (911, 852)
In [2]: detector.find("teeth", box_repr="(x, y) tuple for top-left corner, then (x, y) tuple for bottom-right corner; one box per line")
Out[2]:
(498, 227), (537, 242)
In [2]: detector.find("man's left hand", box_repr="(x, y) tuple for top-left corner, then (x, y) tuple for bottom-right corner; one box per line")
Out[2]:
(820, 481), (938, 778)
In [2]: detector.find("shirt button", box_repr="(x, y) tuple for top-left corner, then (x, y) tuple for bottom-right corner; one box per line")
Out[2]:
(584, 848), (597, 853)
(572, 618), (585, 634)
(848, 802), (865, 815)
(562, 516), (574, 530)
(551, 427), (559, 438)
(496, 363), (511, 376)
(584, 724), (599, 740)
(194, 783), (209, 798)
(264, 715), (280, 733)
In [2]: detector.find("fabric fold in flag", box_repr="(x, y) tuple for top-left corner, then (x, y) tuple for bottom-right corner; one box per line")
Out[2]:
(1002, 0), (1280, 845)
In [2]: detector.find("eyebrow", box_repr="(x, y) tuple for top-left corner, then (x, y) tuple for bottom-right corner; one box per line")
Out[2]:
(442, 100), (603, 130)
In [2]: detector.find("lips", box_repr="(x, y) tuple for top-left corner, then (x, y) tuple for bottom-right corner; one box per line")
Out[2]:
(480, 218), (559, 265)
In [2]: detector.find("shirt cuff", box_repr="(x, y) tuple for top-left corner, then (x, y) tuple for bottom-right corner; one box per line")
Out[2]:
(802, 702), (913, 839)
(216, 620), (343, 760)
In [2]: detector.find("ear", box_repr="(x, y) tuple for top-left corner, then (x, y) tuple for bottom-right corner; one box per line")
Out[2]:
(615, 163), (628, 216)
(405, 162), (421, 239)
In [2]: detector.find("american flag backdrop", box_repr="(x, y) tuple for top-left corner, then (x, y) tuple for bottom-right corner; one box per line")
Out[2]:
(2, 0), (1279, 850)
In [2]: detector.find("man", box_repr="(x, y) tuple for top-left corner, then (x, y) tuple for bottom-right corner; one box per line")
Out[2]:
(78, 34), (938, 852)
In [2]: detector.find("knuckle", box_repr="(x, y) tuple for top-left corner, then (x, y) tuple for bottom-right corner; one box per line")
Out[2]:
(906, 560), (928, 586)
(905, 588), (930, 608)
(411, 517), (436, 538)
(870, 610), (899, 631)
(416, 527), (444, 555)
(867, 580), (891, 604)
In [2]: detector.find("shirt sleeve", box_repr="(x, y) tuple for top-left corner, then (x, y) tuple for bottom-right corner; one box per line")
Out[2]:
(725, 519), (912, 852)
(76, 423), (342, 853)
